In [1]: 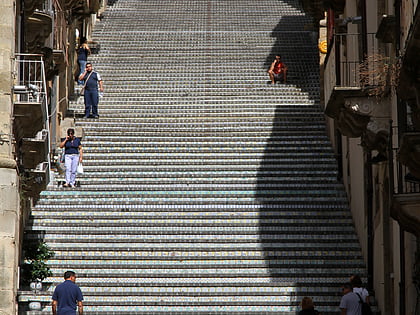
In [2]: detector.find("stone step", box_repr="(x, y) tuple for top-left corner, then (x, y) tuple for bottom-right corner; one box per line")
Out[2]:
(34, 248), (363, 260)
(33, 202), (348, 211)
(76, 106), (322, 114)
(40, 268), (365, 279)
(18, 304), (337, 315)
(47, 183), (343, 192)
(43, 274), (356, 285)
(28, 226), (356, 236)
(28, 232), (358, 242)
(19, 0), (367, 313)
(19, 285), (347, 299)
(45, 259), (362, 269)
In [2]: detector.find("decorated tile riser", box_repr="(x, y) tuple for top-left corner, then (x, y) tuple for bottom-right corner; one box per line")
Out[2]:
(20, 0), (367, 314)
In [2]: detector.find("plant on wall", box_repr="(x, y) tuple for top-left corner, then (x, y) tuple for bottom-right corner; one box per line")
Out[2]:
(359, 53), (401, 97)
(21, 240), (55, 285)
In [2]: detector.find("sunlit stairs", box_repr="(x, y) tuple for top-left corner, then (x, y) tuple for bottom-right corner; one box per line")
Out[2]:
(19, 0), (369, 314)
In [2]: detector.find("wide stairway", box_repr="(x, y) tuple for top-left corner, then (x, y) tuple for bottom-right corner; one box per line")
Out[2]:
(21, 0), (367, 313)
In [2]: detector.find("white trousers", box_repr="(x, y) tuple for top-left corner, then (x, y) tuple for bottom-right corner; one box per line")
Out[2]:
(65, 154), (79, 185)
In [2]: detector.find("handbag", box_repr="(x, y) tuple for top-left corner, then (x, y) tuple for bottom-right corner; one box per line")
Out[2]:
(77, 163), (84, 174)
(356, 293), (372, 315)
(80, 71), (93, 96)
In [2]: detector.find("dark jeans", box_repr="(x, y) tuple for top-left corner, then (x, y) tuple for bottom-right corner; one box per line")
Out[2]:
(77, 60), (87, 85)
(84, 89), (99, 117)
(274, 72), (285, 82)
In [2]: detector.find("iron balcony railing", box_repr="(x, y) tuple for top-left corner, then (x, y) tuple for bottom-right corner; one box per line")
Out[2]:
(12, 53), (51, 182)
(390, 125), (420, 195)
(392, 150), (420, 194)
(324, 33), (383, 102)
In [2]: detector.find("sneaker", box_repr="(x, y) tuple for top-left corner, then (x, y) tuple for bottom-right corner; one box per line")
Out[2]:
(93, 115), (99, 119)
(63, 183), (70, 188)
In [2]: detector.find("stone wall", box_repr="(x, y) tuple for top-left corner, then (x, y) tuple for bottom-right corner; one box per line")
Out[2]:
(0, 0), (20, 314)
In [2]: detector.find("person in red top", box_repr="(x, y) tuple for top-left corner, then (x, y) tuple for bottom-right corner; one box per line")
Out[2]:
(268, 54), (288, 84)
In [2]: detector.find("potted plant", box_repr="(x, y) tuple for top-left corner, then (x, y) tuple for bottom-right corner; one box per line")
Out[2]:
(21, 240), (55, 289)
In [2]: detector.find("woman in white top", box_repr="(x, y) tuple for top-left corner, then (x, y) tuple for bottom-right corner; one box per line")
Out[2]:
(350, 274), (370, 304)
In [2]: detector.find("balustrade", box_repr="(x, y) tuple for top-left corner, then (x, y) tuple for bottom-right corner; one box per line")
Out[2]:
(12, 54), (51, 195)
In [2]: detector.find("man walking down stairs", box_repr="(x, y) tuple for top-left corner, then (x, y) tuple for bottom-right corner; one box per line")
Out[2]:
(21, 0), (369, 314)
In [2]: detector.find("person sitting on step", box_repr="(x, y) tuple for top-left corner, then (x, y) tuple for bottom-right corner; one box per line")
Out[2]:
(268, 54), (288, 84)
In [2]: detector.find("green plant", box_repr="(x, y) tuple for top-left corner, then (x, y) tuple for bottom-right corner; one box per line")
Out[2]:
(21, 241), (55, 284)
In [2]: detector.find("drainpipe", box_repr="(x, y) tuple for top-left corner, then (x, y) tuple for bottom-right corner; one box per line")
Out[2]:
(394, 0), (406, 313)
(336, 129), (343, 181)
(400, 229), (406, 315)
(395, 0), (401, 53)
(20, 0), (25, 52)
(366, 152), (374, 292)
(395, 96), (407, 315)
(386, 120), (395, 315)
(360, 0), (368, 57)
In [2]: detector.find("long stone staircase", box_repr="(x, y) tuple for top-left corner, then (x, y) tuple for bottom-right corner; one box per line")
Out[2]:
(20, 0), (368, 313)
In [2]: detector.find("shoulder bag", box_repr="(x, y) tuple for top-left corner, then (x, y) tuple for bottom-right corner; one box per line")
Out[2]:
(80, 71), (93, 96)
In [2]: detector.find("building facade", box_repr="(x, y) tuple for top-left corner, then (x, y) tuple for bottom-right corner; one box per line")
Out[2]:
(0, 0), (104, 313)
(1, 0), (419, 313)
(303, 0), (420, 313)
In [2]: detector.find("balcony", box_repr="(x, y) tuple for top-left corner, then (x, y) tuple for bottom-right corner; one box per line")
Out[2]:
(398, 9), (420, 104)
(52, 49), (66, 72)
(20, 130), (49, 170)
(397, 133), (420, 179)
(390, 133), (420, 236)
(23, 0), (45, 17)
(25, 10), (53, 53)
(13, 85), (45, 141)
(22, 162), (50, 198)
(65, 0), (101, 15)
(390, 8), (420, 250)
(12, 54), (51, 193)
(324, 33), (391, 142)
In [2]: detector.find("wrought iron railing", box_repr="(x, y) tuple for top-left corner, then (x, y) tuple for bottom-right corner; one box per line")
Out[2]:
(12, 54), (47, 104)
(392, 151), (420, 194)
(324, 33), (384, 102)
(390, 125), (420, 195)
(12, 53), (51, 181)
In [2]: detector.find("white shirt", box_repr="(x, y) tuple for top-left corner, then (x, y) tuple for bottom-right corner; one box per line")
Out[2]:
(353, 287), (369, 303)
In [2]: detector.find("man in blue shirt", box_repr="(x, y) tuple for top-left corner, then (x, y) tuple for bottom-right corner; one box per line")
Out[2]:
(339, 282), (361, 315)
(79, 62), (104, 119)
(52, 271), (84, 315)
